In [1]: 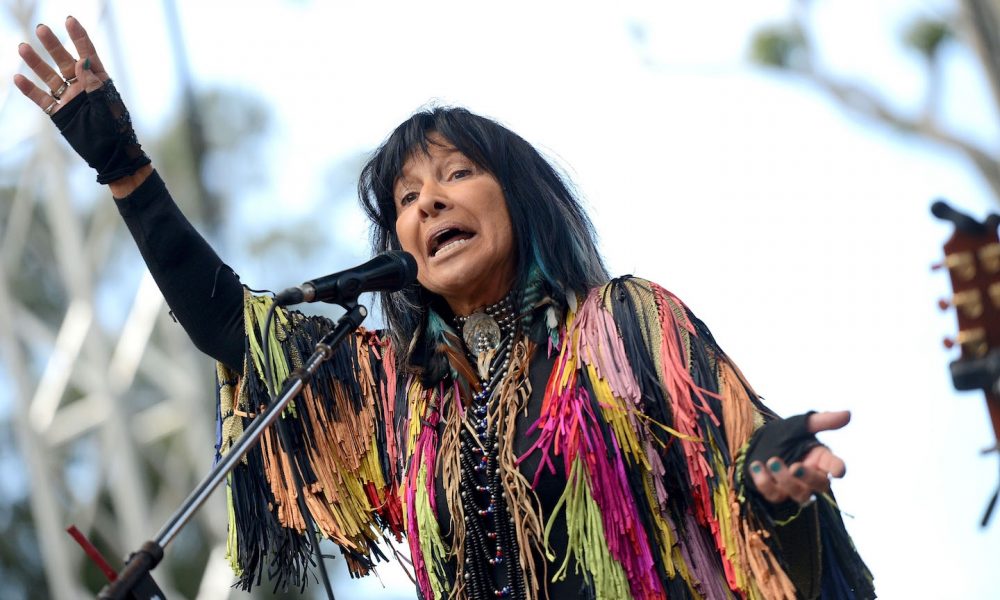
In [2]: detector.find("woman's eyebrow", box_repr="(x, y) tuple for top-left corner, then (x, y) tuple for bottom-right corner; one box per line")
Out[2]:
(393, 178), (412, 196)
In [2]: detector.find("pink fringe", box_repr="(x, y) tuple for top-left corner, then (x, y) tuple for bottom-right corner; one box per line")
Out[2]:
(370, 335), (400, 484)
(523, 340), (665, 599)
(649, 285), (717, 524)
(649, 284), (742, 590)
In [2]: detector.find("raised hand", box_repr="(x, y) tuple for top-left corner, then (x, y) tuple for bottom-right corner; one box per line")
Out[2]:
(13, 17), (151, 193)
(13, 17), (109, 115)
(748, 410), (852, 507)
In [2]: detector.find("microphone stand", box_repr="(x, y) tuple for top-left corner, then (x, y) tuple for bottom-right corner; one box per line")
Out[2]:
(97, 303), (369, 599)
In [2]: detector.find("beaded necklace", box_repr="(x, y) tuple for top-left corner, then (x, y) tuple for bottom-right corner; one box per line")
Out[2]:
(454, 293), (525, 600)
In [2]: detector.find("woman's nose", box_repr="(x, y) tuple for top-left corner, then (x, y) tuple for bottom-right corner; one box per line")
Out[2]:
(416, 183), (449, 217)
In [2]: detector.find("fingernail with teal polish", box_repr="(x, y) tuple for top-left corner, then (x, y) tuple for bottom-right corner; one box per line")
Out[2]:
(83, 57), (90, 70)
(793, 466), (806, 478)
(750, 463), (762, 474)
(769, 461), (782, 473)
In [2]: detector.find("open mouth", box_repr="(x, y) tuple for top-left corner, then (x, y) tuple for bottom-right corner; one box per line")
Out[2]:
(429, 227), (475, 257)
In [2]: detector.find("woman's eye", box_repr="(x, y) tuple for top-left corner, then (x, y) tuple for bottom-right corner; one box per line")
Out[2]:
(399, 192), (418, 206)
(451, 168), (472, 180)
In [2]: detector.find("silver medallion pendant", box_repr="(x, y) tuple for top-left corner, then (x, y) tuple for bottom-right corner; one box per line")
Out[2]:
(462, 311), (501, 358)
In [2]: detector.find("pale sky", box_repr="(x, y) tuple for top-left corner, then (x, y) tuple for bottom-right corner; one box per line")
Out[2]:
(3, 1), (999, 598)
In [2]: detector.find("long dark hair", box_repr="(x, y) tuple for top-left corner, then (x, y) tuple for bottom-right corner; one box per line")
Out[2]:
(358, 107), (608, 375)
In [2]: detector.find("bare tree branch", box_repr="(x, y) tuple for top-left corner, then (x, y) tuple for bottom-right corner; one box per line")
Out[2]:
(808, 73), (1000, 200)
(752, 1), (1000, 204)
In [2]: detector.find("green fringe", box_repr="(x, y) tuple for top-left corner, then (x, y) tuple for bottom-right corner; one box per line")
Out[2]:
(545, 457), (630, 599)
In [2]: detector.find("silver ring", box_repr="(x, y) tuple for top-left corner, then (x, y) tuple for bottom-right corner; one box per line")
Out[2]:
(50, 79), (70, 100)
(44, 100), (59, 115)
(64, 76), (78, 85)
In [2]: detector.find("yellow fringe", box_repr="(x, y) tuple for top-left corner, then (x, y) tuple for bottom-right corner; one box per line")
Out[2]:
(217, 361), (245, 460)
(245, 293), (293, 399)
(586, 363), (649, 469)
(225, 484), (241, 575)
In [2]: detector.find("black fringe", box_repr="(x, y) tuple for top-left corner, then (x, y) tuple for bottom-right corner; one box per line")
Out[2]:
(607, 277), (692, 518)
(818, 498), (876, 599)
(229, 309), (400, 591)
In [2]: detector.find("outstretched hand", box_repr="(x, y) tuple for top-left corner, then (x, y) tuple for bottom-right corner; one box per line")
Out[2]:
(748, 410), (851, 507)
(13, 17), (109, 115)
(14, 17), (151, 194)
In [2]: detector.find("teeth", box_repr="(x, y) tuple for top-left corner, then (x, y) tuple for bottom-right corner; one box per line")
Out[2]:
(434, 237), (469, 258)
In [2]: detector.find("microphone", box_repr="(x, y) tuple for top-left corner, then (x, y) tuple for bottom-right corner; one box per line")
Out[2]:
(274, 251), (418, 306)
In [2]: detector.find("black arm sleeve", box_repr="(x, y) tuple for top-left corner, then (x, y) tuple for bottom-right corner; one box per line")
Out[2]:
(115, 170), (245, 370)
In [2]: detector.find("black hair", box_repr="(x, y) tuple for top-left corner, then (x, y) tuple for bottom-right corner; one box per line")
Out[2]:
(358, 107), (608, 376)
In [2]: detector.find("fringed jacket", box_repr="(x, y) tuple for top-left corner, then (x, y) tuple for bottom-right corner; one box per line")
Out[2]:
(118, 171), (873, 600)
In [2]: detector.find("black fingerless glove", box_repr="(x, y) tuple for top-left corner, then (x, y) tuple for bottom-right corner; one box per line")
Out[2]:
(744, 411), (821, 491)
(50, 79), (151, 185)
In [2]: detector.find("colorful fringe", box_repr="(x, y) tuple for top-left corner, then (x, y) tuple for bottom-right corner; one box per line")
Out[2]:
(217, 292), (405, 590)
(521, 277), (874, 599)
(216, 280), (874, 599)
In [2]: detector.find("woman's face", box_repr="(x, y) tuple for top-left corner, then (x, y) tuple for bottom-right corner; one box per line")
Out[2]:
(393, 135), (515, 315)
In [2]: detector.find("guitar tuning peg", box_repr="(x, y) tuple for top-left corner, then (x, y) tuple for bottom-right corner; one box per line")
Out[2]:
(938, 298), (951, 310)
(958, 328), (989, 357)
(954, 289), (985, 318)
(943, 337), (956, 349)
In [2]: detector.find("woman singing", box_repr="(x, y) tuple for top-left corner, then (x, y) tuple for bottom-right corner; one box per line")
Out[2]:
(15, 17), (873, 600)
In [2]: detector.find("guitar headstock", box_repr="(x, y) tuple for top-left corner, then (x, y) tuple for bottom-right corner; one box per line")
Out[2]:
(933, 200), (1000, 387)
(933, 200), (1000, 528)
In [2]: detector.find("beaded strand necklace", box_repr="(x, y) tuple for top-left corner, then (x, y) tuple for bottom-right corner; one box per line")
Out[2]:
(454, 293), (525, 600)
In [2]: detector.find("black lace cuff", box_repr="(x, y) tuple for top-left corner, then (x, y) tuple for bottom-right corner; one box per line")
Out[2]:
(51, 79), (151, 184)
(745, 412), (820, 478)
